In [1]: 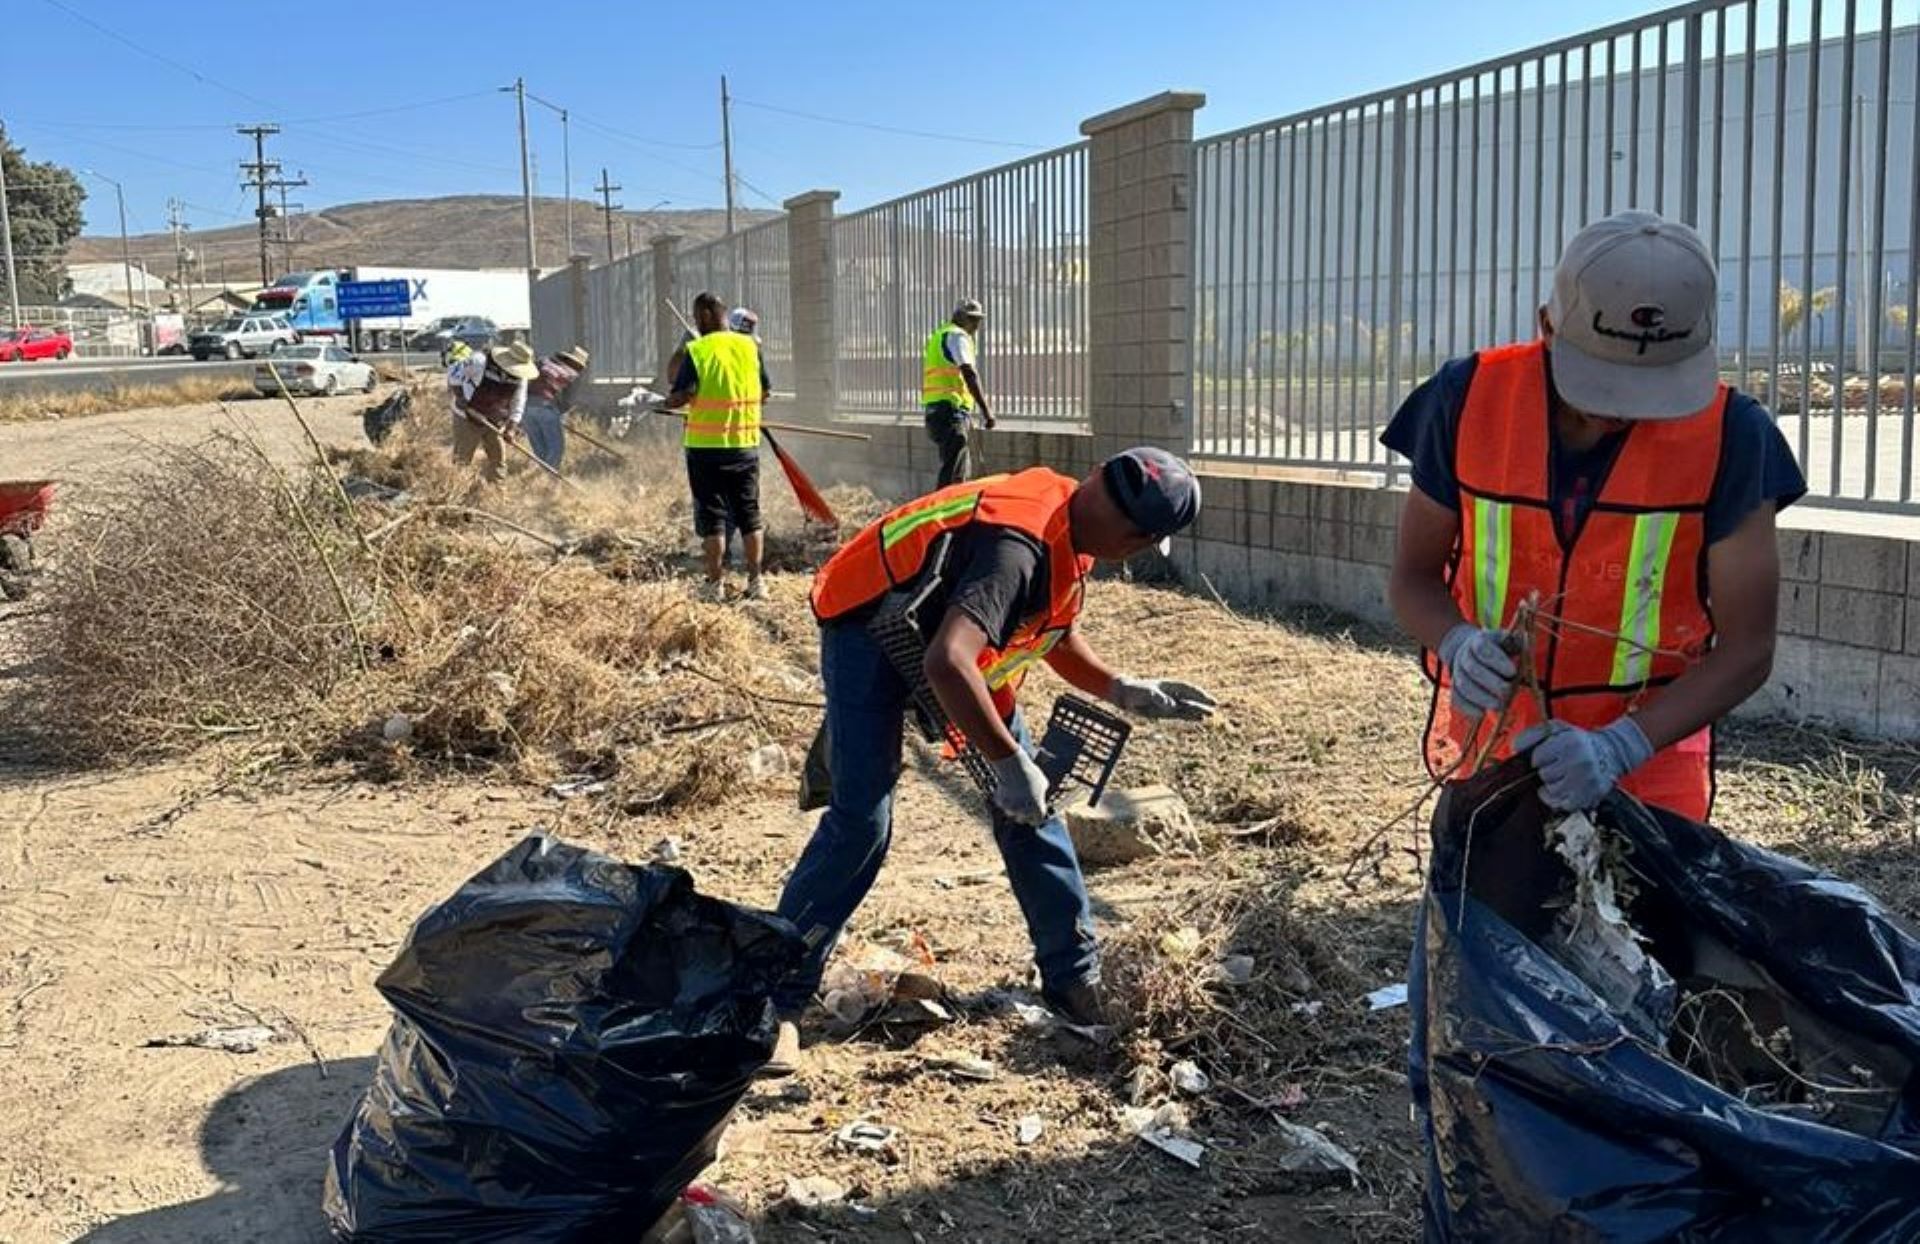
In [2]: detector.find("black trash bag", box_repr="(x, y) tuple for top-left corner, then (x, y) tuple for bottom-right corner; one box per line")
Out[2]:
(323, 832), (803, 1243)
(362, 388), (412, 446)
(1411, 756), (1920, 1243)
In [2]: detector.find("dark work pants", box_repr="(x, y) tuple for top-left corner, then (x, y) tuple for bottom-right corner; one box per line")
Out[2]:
(924, 403), (971, 488)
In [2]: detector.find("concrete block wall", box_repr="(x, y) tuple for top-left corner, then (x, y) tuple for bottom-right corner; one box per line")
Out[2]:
(1744, 529), (1920, 736)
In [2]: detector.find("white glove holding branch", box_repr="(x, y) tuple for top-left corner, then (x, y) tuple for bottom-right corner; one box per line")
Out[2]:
(1109, 675), (1219, 721)
(989, 751), (1051, 826)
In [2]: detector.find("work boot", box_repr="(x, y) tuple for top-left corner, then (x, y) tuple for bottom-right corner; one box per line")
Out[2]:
(759, 1020), (802, 1078)
(743, 574), (768, 601)
(1042, 978), (1110, 1030)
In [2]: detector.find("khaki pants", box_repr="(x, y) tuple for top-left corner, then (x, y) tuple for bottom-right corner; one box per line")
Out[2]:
(452, 415), (505, 483)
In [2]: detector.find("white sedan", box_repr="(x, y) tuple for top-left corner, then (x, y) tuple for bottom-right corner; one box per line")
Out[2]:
(253, 344), (378, 397)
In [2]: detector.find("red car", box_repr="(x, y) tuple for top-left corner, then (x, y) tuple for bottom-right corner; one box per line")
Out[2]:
(0, 327), (74, 362)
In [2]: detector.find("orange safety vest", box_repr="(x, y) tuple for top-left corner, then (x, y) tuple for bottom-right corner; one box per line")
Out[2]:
(1423, 339), (1726, 820)
(812, 467), (1091, 718)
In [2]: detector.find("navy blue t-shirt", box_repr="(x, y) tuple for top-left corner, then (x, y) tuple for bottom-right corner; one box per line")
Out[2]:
(1380, 353), (1806, 544)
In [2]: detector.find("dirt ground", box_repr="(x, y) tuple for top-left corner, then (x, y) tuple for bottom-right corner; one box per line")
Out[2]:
(2, 396), (1917, 1243)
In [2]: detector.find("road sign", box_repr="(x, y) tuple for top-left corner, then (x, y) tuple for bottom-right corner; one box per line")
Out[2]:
(338, 279), (412, 320)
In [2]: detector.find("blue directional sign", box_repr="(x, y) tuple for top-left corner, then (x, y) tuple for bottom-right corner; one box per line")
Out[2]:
(338, 279), (413, 320)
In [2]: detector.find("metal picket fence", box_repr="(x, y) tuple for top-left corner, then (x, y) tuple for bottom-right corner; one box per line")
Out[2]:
(1193, 0), (1920, 514)
(831, 143), (1090, 426)
(586, 254), (655, 384)
(669, 217), (793, 379)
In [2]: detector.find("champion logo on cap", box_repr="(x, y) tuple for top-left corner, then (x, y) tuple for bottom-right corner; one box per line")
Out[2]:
(1590, 307), (1693, 355)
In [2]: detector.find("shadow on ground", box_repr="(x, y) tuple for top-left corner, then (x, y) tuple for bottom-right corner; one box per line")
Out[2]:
(73, 1058), (373, 1244)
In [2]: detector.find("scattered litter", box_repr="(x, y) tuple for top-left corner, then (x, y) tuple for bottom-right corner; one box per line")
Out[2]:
(923, 1053), (999, 1082)
(549, 774), (609, 800)
(879, 997), (952, 1026)
(747, 743), (788, 781)
(1217, 954), (1255, 986)
(1063, 784), (1198, 867)
(1169, 1060), (1211, 1095)
(820, 942), (927, 1026)
(1271, 1083), (1309, 1112)
(1157, 926), (1203, 961)
(1269, 1118), (1360, 1185)
(144, 1024), (277, 1054)
(1127, 1063), (1162, 1106)
(1289, 1000), (1324, 1018)
(1545, 810), (1676, 1043)
(381, 712), (413, 743)
(778, 1174), (848, 1213)
(1365, 982), (1409, 1011)
(1122, 1102), (1205, 1168)
(1009, 999), (1056, 1031)
(932, 870), (995, 890)
(649, 837), (684, 865)
(681, 1183), (755, 1244)
(1016, 1115), (1046, 1146)
(835, 1122), (898, 1158)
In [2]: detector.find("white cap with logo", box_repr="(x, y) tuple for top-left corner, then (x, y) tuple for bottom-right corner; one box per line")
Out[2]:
(1546, 210), (1719, 421)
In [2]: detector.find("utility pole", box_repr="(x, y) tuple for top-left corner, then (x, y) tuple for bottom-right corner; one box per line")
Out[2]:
(595, 168), (622, 264)
(720, 74), (736, 237)
(0, 144), (18, 329)
(237, 123), (282, 285)
(80, 170), (137, 315)
(524, 89), (573, 257)
(167, 198), (188, 305)
(505, 79), (537, 297)
(274, 174), (308, 270)
(624, 218), (634, 260)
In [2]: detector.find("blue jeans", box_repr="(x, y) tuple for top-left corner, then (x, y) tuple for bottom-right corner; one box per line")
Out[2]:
(772, 620), (1098, 1013)
(523, 400), (565, 469)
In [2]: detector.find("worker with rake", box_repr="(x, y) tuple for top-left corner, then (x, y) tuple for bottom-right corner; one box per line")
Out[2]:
(923, 298), (995, 486)
(447, 341), (540, 485)
(1385, 210), (1805, 820)
(662, 292), (774, 601)
(522, 345), (590, 470)
(764, 447), (1217, 1072)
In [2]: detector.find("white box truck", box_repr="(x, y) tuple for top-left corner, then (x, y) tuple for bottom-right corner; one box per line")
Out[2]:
(336, 267), (533, 355)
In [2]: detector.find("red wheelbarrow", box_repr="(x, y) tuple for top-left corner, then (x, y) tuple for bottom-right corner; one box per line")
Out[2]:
(0, 479), (55, 597)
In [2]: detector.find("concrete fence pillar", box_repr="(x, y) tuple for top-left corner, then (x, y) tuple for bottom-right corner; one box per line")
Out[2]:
(1080, 90), (1206, 463)
(651, 234), (680, 385)
(784, 189), (840, 421)
(566, 254), (592, 384)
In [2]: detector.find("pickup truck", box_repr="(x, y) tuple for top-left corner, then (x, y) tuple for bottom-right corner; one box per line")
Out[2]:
(190, 313), (300, 361)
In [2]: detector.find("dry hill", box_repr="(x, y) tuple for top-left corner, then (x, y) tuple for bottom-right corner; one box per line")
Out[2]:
(68, 194), (774, 279)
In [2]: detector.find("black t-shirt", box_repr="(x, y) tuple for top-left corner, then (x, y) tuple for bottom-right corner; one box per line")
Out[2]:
(1380, 352), (1806, 545)
(831, 523), (1051, 646)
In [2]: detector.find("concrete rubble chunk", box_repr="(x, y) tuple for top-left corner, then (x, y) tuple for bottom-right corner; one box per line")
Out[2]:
(1063, 784), (1198, 867)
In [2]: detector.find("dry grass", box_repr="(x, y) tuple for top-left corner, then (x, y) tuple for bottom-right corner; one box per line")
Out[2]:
(10, 409), (844, 818)
(0, 375), (259, 423)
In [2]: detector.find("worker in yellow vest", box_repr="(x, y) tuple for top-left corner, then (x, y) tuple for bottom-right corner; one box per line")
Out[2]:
(663, 291), (774, 601)
(924, 299), (994, 486)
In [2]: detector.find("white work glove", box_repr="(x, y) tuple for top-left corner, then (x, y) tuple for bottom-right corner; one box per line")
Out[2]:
(1437, 623), (1517, 720)
(1514, 718), (1654, 811)
(989, 751), (1051, 827)
(1108, 676), (1219, 721)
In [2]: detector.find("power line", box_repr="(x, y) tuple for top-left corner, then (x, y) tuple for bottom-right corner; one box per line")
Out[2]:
(36, 0), (271, 108)
(567, 112), (720, 153)
(731, 98), (1045, 150)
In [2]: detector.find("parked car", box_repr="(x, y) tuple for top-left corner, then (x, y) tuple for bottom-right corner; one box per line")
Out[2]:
(408, 315), (498, 363)
(190, 314), (299, 361)
(253, 344), (378, 397)
(0, 327), (74, 362)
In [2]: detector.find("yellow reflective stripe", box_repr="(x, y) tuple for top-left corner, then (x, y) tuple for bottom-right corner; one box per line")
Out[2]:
(687, 397), (761, 410)
(1470, 498), (1512, 630)
(981, 632), (1064, 689)
(881, 491), (980, 549)
(1611, 511), (1681, 686)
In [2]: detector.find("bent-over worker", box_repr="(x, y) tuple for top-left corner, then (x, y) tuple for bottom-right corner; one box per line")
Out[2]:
(662, 292), (774, 601)
(765, 447), (1219, 1072)
(523, 345), (589, 470)
(1384, 209), (1805, 820)
(923, 299), (994, 487)
(448, 341), (539, 485)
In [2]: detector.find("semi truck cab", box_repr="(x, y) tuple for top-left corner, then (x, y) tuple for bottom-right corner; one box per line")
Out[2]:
(254, 270), (345, 336)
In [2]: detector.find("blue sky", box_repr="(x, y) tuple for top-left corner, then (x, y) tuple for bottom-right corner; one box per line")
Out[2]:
(3, 0), (1664, 240)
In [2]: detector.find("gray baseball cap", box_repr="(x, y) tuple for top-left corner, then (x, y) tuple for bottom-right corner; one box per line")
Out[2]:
(1546, 210), (1719, 420)
(1102, 446), (1200, 553)
(953, 298), (986, 321)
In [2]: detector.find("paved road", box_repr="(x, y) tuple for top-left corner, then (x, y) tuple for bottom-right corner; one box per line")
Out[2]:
(0, 353), (427, 397)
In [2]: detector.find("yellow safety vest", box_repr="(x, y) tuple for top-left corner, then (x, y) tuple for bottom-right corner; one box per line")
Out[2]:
(922, 322), (973, 412)
(684, 331), (763, 450)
